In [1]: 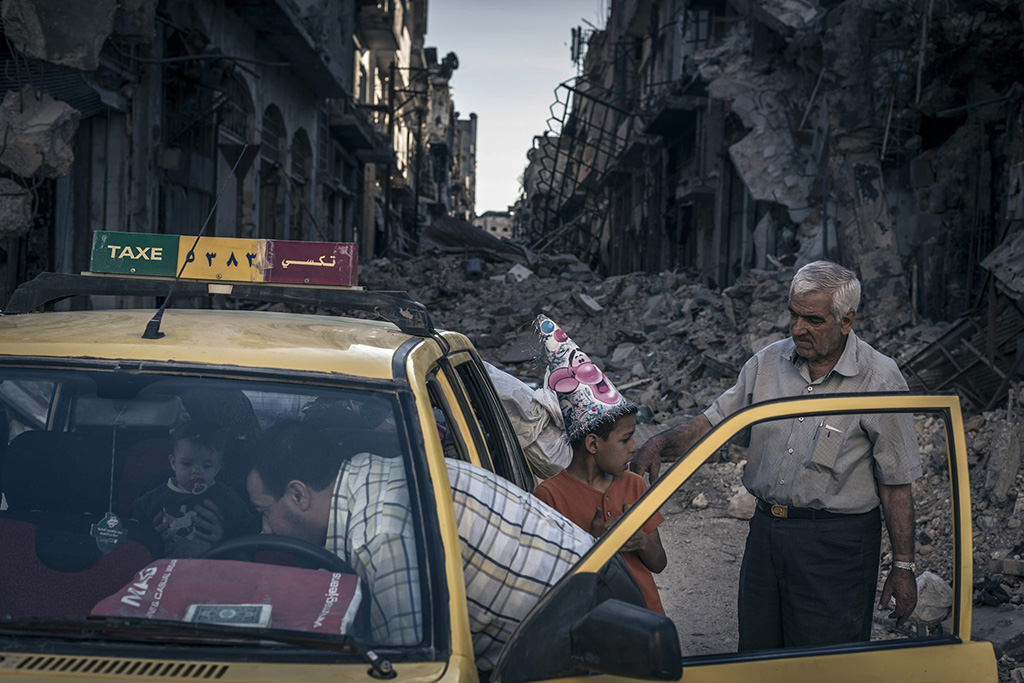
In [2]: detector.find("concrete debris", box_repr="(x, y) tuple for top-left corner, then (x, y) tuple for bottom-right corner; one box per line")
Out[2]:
(573, 291), (602, 313)
(701, 39), (815, 229)
(505, 264), (533, 283)
(462, 257), (485, 281)
(985, 415), (1022, 506)
(727, 487), (756, 520)
(113, 0), (157, 44)
(422, 215), (529, 263)
(992, 560), (1024, 578)
(974, 606), (1024, 660)
(983, 230), (1024, 300)
(0, 86), (80, 179)
(913, 571), (954, 626)
(1, 0), (117, 71)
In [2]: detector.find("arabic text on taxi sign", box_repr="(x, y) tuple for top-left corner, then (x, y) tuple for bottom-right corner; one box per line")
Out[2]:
(90, 232), (358, 286)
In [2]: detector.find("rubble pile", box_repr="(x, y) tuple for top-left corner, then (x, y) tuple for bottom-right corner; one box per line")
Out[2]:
(357, 251), (1024, 625)
(361, 251), (952, 419)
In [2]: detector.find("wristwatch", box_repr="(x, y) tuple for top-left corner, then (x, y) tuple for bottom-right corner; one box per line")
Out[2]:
(893, 560), (916, 573)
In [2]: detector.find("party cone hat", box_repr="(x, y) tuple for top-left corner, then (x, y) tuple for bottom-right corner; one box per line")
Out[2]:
(536, 314), (635, 442)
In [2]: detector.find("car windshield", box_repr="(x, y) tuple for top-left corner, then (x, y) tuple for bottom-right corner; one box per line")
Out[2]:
(0, 367), (426, 652)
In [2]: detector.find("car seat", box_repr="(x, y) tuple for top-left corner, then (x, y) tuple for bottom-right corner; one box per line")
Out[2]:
(0, 431), (160, 618)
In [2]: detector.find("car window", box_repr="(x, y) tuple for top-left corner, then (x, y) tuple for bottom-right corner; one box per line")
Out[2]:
(427, 372), (475, 464)
(426, 357), (536, 492)
(0, 379), (55, 434)
(0, 369), (429, 657)
(657, 408), (956, 658)
(449, 352), (535, 492)
(498, 396), (971, 682)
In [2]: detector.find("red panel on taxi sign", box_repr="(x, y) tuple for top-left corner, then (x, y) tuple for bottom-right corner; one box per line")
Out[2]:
(264, 241), (358, 286)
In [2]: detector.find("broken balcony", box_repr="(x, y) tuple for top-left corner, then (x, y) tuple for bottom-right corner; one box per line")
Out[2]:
(357, 0), (401, 53)
(328, 99), (379, 152)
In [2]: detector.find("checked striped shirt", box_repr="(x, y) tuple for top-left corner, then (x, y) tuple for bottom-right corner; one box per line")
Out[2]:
(326, 451), (422, 646)
(326, 453), (593, 673)
(446, 458), (594, 673)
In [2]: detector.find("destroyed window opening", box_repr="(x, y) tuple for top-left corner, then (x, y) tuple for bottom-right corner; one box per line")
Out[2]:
(165, 92), (230, 147)
(531, 78), (640, 252)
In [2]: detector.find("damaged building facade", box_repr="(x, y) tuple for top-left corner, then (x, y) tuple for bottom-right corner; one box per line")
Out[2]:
(516, 0), (1024, 344)
(0, 0), (477, 304)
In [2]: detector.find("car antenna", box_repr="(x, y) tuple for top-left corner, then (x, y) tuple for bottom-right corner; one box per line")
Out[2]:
(142, 143), (249, 339)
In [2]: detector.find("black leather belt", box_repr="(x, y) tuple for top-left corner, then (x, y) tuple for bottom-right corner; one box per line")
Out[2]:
(755, 498), (853, 520)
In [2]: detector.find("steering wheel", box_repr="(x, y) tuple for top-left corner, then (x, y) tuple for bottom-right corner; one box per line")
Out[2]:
(201, 534), (356, 573)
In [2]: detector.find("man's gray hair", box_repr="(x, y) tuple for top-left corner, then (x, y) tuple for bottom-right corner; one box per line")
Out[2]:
(790, 261), (861, 319)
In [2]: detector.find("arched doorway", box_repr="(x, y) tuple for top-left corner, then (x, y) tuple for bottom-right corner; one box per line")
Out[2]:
(289, 129), (314, 241)
(258, 105), (286, 240)
(216, 75), (256, 238)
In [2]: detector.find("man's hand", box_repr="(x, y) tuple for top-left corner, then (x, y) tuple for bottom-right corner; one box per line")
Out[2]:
(193, 499), (226, 544)
(878, 483), (917, 627)
(630, 439), (663, 484)
(879, 567), (918, 627)
(630, 415), (713, 485)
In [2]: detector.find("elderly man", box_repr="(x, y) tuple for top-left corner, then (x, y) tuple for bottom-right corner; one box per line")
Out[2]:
(631, 260), (920, 650)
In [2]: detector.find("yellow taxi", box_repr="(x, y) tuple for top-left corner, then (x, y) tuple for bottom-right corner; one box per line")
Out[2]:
(0, 233), (997, 682)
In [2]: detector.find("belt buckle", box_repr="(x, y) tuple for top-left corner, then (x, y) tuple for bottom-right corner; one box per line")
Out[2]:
(771, 504), (788, 518)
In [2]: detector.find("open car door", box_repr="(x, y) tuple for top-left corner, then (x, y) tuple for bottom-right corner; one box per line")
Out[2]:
(493, 393), (998, 683)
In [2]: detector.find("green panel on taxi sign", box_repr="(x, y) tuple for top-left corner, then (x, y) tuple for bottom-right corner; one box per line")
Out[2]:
(91, 232), (180, 276)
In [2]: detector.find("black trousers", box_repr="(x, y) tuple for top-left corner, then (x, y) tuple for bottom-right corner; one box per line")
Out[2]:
(737, 505), (882, 651)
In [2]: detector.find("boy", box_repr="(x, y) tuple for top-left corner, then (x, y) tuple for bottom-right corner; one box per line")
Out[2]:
(131, 419), (256, 558)
(533, 314), (667, 614)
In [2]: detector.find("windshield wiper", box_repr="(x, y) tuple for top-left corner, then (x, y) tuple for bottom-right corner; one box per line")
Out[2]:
(0, 616), (394, 677)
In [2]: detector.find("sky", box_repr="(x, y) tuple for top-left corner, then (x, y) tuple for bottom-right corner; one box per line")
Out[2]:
(424, 0), (607, 214)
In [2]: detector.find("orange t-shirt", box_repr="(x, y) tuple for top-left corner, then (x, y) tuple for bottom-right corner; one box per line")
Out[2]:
(534, 469), (665, 614)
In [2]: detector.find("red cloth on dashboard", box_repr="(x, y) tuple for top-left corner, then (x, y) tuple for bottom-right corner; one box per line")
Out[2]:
(92, 558), (362, 634)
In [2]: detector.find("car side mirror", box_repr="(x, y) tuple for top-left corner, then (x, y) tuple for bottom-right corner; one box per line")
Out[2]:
(570, 599), (681, 679)
(493, 569), (681, 683)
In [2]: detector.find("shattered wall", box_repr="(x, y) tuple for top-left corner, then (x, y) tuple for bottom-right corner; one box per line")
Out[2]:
(520, 0), (1024, 326)
(2, 0), (118, 71)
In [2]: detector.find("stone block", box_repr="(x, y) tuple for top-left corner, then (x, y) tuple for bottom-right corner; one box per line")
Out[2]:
(990, 559), (1024, 577)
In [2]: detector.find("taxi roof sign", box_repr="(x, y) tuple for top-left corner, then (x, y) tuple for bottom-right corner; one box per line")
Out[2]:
(90, 232), (358, 286)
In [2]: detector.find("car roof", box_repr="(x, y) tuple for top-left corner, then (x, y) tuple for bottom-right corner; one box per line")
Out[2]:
(0, 308), (422, 379)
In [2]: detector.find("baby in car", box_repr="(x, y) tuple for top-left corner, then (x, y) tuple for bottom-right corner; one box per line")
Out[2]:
(131, 420), (255, 558)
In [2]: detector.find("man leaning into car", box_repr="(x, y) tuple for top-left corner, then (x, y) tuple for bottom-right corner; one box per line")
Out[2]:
(246, 421), (596, 675)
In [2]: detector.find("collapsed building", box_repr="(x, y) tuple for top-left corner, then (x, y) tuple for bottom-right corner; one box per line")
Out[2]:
(0, 0), (477, 305)
(515, 0), (1024, 408)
